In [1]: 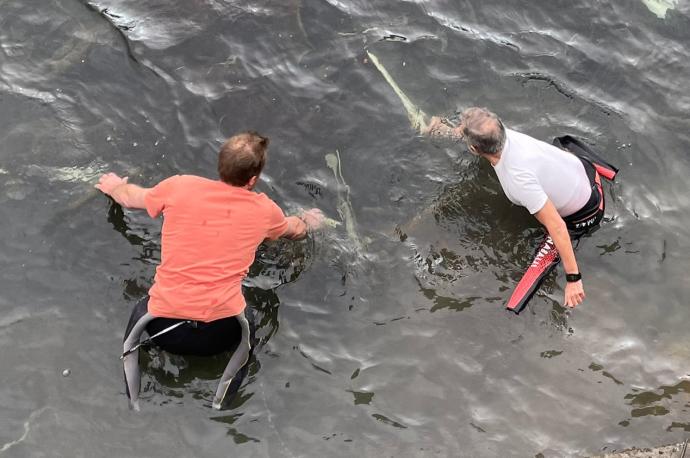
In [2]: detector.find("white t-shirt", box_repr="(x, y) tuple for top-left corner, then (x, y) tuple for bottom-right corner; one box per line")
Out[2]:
(493, 129), (591, 216)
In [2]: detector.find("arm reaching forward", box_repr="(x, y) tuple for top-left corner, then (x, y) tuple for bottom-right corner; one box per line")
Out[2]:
(534, 199), (585, 308)
(281, 209), (325, 241)
(96, 173), (150, 210)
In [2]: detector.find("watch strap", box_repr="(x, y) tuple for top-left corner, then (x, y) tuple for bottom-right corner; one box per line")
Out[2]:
(565, 273), (582, 283)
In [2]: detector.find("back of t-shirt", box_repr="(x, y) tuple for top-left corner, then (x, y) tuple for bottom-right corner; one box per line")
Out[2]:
(493, 129), (591, 216)
(144, 175), (288, 321)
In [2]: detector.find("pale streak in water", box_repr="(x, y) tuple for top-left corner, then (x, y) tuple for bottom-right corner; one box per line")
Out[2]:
(366, 50), (429, 133)
(325, 150), (364, 254)
(640, 0), (677, 18)
(0, 407), (49, 453)
(39, 163), (142, 220)
(365, 50), (437, 237)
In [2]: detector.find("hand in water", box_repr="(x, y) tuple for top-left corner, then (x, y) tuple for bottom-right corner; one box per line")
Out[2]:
(422, 116), (463, 139)
(300, 208), (325, 231)
(564, 280), (585, 307)
(96, 172), (128, 195)
(422, 116), (447, 136)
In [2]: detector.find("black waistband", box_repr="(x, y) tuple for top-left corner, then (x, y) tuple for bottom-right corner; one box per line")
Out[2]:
(562, 157), (602, 225)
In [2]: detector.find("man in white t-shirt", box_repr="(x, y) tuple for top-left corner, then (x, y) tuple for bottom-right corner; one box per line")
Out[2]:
(425, 107), (603, 308)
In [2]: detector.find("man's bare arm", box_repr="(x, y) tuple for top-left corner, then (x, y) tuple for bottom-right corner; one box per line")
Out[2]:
(281, 216), (309, 241)
(534, 199), (586, 308)
(280, 209), (324, 241)
(96, 173), (150, 210)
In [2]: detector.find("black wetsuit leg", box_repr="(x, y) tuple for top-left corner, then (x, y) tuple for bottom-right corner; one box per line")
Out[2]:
(124, 296), (149, 341)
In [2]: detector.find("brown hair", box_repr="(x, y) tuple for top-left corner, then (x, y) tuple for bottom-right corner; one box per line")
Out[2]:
(218, 131), (269, 186)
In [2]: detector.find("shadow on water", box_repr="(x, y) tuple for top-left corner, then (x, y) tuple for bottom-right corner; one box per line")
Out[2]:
(395, 152), (552, 312)
(398, 147), (609, 325)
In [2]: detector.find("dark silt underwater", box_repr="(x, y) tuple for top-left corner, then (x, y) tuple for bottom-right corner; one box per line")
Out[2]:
(1, 0), (690, 456)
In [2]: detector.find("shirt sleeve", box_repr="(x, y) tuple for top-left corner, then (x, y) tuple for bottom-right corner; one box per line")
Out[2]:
(144, 175), (180, 218)
(512, 170), (548, 215)
(265, 199), (289, 240)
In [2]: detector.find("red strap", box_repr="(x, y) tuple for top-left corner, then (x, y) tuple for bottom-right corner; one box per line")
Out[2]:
(594, 163), (616, 181)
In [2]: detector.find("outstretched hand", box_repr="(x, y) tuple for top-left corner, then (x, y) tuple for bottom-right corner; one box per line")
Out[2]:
(564, 280), (585, 308)
(96, 172), (128, 196)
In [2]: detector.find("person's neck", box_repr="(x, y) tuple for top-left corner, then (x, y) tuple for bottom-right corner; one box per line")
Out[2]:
(220, 181), (254, 191)
(484, 153), (501, 167)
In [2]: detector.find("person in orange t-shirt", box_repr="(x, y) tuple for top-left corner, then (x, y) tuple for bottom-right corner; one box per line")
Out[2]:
(96, 131), (323, 410)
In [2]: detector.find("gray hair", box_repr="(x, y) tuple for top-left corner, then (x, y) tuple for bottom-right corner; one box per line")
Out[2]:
(460, 107), (506, 156)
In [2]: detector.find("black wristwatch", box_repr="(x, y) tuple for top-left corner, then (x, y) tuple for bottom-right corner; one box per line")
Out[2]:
(565, 273), (582, 283)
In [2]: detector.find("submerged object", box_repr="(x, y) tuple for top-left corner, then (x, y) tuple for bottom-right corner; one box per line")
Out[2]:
(641, 0), (677, 18)
(325, 150), (365, 254)
(366, 50), (428, 133)
(322, 217), (341, 228)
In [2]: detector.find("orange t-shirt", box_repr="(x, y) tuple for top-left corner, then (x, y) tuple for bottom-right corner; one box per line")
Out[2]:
(144, 175), (289, 321)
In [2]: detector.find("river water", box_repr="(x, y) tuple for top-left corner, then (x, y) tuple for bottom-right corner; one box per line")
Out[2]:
(1, 0), (689, 456)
